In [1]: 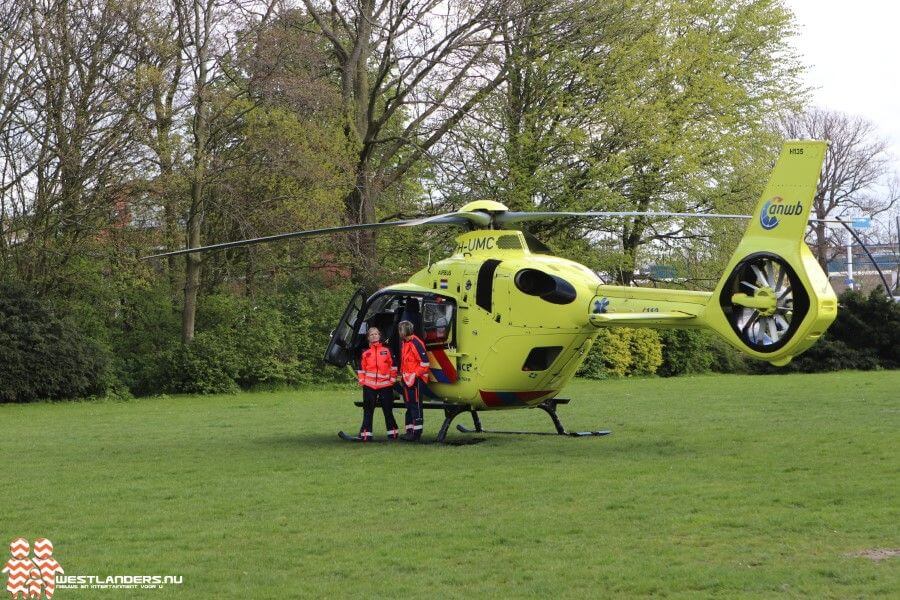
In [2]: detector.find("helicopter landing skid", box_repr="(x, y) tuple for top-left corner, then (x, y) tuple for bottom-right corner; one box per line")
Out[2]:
(455, 399), (612, 439)
(348, 398), (609, 443)
(349, 400), (475, 444)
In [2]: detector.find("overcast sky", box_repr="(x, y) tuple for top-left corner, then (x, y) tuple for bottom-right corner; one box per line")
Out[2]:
(787, 0), (900, 168)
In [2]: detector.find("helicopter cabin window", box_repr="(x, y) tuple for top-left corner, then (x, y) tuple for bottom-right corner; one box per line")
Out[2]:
(422, 301), (454, 345)
(522, 346), (563, 371)
(353, 292), (456, 363)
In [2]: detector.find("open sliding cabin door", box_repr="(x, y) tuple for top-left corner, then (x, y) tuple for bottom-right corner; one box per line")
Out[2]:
(323, 289), (367, 367)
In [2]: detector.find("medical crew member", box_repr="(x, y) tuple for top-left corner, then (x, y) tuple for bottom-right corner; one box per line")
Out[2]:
(356, 327), (400, 441)
(398, 320), (430, 441)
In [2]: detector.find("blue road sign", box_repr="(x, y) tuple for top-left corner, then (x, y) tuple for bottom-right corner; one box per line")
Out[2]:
(851, 217), (871, 229)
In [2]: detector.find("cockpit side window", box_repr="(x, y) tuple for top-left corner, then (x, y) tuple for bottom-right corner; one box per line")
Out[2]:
(422, 302), (454, 345)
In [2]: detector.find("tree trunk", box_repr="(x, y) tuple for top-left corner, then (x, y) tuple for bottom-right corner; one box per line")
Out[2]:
(813, 196), (829, 271)
(346, 162), (377, 290)
(618, 245), (637, 285)
(181, 3), (210, 344)
(157, 131), (180, 297)
(340, 1), (375, 288)
(618, 204), (650, 285)
(814, 218), (828, 272)
(164, 195), (180, 294)
(182, 172), (204, 343)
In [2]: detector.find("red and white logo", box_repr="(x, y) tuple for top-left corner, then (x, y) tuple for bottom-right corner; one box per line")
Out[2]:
(2, 538), (63, 600)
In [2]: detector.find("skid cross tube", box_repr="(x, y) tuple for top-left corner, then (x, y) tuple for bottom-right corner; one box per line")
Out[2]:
(435, 405), (471, 443)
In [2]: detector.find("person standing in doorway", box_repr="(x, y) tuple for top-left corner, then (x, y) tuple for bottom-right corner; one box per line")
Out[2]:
(398, 320), (430, 441)
(354, 327), (400, 441)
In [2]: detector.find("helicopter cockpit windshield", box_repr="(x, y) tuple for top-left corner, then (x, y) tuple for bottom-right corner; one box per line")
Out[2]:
(324, 290), (456, 368)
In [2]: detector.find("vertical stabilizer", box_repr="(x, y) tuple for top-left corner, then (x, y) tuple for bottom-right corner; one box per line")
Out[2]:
(706, 140), (837, 365)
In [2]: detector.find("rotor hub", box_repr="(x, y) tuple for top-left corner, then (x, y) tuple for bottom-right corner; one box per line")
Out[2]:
(731, 286), (778, 317)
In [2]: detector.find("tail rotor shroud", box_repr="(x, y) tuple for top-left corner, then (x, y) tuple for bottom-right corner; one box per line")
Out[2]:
(720, 253), (810, 353)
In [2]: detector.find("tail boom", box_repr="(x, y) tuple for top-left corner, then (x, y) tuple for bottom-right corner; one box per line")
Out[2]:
(587, 141), (837, 366)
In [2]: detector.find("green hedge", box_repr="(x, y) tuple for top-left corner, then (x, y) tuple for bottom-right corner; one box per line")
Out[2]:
(148, 290), (353, 395)
(577, 328), (663, 379)
(1, 279), (355, 401)
(4, 278), (895, 402)
(0, 282), (111, 402)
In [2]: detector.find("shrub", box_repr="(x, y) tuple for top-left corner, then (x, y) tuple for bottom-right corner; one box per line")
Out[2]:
(578, 329), (631, 379)
(658, 329), (714, 376)
(148, 288), (354, 394)
(707, 333), (749, 374)
(107, 280), (181, 395)
(155, 332), (241, 395)
(272, 286), (354, 385)
(629, 328), (663, 376)
(578, 328), (663, 379)
(0, 282), (110, 402)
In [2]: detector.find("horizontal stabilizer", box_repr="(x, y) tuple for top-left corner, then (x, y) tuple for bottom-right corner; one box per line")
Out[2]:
(589, 311), (697, 326)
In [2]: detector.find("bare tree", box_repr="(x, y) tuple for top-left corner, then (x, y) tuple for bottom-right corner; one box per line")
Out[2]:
(779, 108), (899, 270)
(129, 1), (188, 292)
(295, 0), (510, 286)
(0, 2), (36, 251)
(168, 0), (278, 342)
(0, 0), (145, 286)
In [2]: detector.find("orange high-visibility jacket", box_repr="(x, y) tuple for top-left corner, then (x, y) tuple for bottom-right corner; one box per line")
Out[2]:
(400, 335), (430, 387)
(357, 341), (397, 389)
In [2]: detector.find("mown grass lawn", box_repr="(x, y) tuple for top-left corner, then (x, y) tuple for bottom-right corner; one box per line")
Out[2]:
(1, 372), (898, 598)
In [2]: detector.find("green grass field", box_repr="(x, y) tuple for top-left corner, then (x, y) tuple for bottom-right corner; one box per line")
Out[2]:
(2, 372), (898, 598)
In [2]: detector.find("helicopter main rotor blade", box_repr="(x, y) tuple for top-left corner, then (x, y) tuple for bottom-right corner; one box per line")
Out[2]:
(142, 220), (420, 260)
(402, 210), (493, 227)
(143, 207), (851, 260)
(495, 211), (844, 226)
(496, 211), (751, 226)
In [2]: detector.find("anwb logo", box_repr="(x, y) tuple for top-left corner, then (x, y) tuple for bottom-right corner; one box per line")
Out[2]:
(760, 196), (802, 230)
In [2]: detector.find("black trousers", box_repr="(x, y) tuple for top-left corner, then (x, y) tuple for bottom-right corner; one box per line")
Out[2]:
(360, 386), (399, 438)
(402, 378), (426, 438)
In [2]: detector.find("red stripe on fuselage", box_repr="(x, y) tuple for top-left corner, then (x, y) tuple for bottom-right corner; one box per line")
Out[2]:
(429, 348), (457, 383)
(479, 390), (555, 407)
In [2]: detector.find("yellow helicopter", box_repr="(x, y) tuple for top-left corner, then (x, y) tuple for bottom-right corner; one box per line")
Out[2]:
(149, 140), (837, 442)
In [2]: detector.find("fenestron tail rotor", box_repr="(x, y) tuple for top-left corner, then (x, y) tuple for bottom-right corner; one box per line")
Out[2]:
(720, 253), (809, 352)
(702, 140), (837, 365)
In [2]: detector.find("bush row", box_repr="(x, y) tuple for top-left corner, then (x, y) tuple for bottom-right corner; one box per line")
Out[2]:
(2, 283), (896, 401)
(0, 281), (352, 402)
